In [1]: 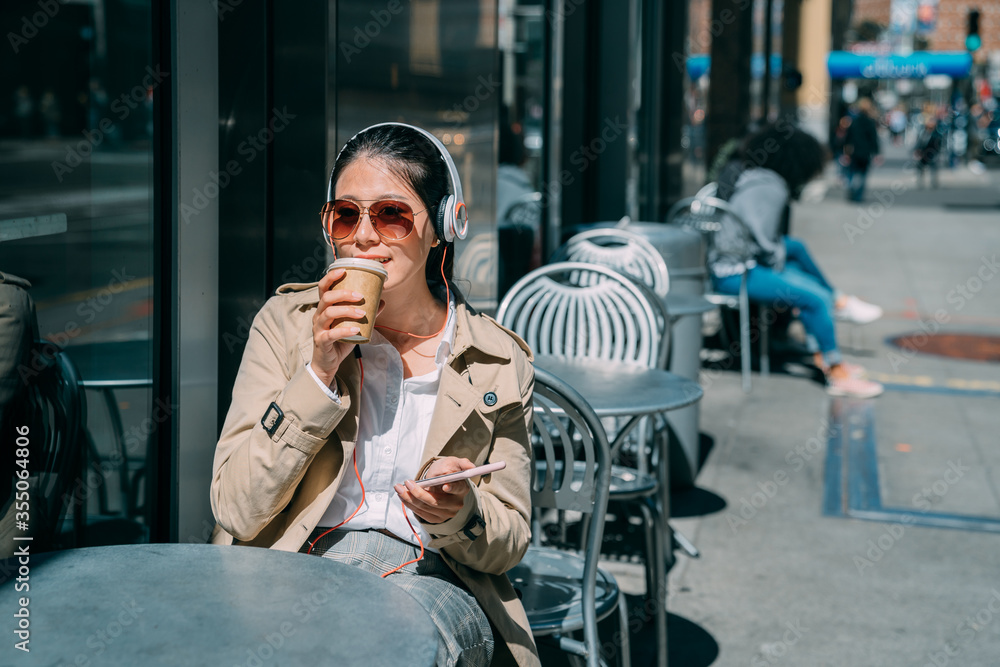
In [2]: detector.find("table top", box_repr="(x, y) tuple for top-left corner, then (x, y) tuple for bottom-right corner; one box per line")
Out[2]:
(0, 543), (438, 666)
(664, 292), (716, 317)
(534, 355), (703, 417)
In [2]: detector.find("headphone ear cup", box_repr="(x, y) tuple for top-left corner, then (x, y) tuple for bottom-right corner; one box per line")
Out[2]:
(436, 194), (455, 243)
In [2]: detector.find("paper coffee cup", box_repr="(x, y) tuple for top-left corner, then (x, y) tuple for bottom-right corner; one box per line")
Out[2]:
(327, 258), (388, 343)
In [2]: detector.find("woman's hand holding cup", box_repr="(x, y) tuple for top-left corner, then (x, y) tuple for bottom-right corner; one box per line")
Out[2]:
(311, 267), (368, 387)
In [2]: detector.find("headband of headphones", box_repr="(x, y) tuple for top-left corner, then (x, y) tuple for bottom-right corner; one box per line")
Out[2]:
(326, 122), (468, 243)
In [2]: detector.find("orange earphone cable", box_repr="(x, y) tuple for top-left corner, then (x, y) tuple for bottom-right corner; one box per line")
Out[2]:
(379, 511), (425, 578)
(374, 246), (450, 340)
(306, 447), (365, 555)
(305, 345), (426, 575)
(376, 248), (446, 572)
(306, 360), (367, 555)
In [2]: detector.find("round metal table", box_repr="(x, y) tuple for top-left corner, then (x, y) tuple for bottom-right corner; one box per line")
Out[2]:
(0, 543), (438, 666)
(533, 355), (703, 451)
(533, 355), (703, 416)
(532, 355), (703, 667)
(662, 292), (716, 487)
(622, 222), (713, 488)
(664, 292), (716, 319)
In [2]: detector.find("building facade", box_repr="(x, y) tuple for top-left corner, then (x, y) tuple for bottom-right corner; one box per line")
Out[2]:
(1, 0), (698, 545)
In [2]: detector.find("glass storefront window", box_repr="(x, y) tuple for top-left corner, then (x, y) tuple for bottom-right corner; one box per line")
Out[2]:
(683, 0), (712, 195)
(334, 0), (501, 311)
(1, 0), (156, 549)
(496, 0), (546, 297)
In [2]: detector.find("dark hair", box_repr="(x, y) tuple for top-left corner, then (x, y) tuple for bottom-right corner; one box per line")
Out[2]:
(737, 123), (828, 198)
(329, 124), (456, 302)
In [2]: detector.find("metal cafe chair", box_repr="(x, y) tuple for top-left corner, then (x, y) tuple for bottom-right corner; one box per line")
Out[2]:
(668, 193), (770, 392)
(497, 262), (670, 666)
(553, 228), (671, 299)
(548, 236), (672, 471)
(0, 342), (86, 554)
(693, 182), (718, 199)
(551, 230), (704, 554)
(498, 262), (667, 367)
(507, 367), (628, 667)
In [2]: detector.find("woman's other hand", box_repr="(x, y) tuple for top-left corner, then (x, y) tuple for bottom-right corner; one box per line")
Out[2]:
(395, 457), (477, 524)
(311, 267), (367, 386)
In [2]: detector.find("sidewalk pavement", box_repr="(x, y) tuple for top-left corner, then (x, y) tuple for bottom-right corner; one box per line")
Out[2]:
(603, 145), (1000, 667)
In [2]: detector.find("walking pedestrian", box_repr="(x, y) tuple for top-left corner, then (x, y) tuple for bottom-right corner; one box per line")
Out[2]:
(833, 114), (853, 186)
(843, 98), (882, 202)
(914, 117), (943, 189)
(889, 107), (907, 145)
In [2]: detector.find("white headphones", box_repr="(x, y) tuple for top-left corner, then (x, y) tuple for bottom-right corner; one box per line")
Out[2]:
(326, 122), (469, 245)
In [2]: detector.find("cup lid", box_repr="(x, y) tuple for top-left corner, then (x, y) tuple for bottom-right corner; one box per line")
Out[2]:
(328, 258), (388, 278)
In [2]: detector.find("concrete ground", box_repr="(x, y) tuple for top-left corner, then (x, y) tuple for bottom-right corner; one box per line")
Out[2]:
(601, 144), (1000, 667)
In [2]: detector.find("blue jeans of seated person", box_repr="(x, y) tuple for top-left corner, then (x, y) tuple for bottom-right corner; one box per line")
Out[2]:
(783, 237), (836, 294)
(713, 237), (843, 367)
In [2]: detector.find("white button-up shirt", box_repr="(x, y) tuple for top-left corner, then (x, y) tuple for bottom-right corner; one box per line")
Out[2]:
(306, 297), (456, 551)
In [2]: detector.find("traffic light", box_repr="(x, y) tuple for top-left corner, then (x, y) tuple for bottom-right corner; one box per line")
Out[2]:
(966, 8), (981, 51)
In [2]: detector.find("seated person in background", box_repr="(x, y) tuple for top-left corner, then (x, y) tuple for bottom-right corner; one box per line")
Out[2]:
(210, 123), (539, 667)
(710, 124), (885, 398)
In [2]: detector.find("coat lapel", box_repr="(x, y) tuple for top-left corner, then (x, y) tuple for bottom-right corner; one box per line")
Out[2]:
(423, 362), (483, 459)
(422, 303), (514, 461)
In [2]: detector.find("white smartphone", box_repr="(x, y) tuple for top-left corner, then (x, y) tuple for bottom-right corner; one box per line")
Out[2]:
(415, 461), (506, 488)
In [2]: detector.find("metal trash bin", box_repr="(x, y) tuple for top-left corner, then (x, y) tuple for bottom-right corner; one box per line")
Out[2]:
(618, 221), (711, 488)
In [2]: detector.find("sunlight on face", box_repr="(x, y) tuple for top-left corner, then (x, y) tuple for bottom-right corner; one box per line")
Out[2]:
(333, 159), (438, 294)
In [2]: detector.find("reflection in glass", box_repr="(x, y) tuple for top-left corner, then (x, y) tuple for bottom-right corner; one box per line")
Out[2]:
(0, 0), (155, 548)
(683, 0), (711, 195)
(496, 0), (545, 298)
(335, 0), (499, 310)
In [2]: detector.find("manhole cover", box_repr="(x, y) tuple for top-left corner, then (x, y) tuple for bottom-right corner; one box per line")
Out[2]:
(889, 333), (1000, 362)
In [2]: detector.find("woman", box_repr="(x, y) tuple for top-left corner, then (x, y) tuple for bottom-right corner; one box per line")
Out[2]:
(210, 123), (539, 667)
(712, 123), (884, 398)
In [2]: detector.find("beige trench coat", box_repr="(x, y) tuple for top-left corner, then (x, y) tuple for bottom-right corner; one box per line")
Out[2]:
(209, 281), (540, 667)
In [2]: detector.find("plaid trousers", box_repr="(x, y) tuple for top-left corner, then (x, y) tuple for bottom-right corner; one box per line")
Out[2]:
(300, 528), (494, 667)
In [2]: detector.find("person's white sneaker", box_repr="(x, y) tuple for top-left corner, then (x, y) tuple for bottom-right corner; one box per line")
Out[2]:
(835, 296), (883, 324)
(817, 361), (868, 379)
(826, 375), (884, 398)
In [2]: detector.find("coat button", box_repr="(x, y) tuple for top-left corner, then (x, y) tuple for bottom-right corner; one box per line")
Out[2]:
(484, 392), (497, 406)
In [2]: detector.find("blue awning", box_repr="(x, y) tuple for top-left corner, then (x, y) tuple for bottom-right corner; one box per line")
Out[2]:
(686, 54), (782, 81)
(827, 51), (972, 79)
(687, 55), (709, 80)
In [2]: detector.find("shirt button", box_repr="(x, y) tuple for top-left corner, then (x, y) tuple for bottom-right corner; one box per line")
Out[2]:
(383, 446), (392, 455)
(374, 492), (385, 501)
